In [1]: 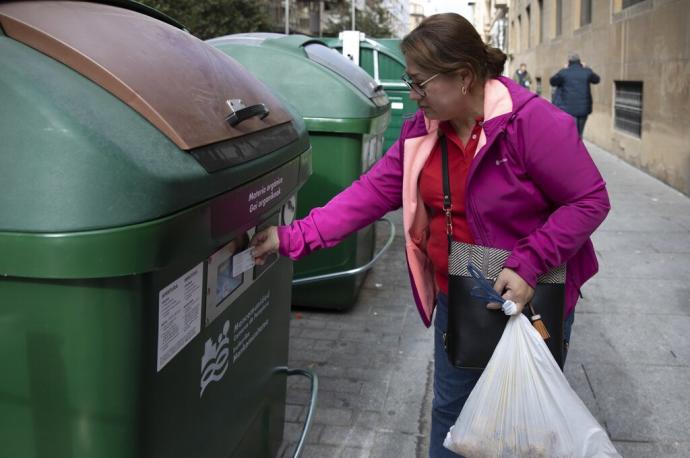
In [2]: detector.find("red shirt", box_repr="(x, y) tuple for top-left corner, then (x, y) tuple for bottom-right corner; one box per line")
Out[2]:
(418, 120), (483, 294)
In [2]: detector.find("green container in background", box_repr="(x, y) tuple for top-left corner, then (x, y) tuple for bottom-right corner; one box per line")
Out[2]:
(0, 3), (311, 457)
(209, 33), (392, 310)
(324, 35), (417, 151)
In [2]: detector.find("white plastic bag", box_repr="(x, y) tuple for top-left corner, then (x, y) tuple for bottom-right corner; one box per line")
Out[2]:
(443, 314), (620, 458)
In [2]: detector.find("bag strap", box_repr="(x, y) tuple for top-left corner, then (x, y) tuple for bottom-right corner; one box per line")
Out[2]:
(440, 134), (453, 242)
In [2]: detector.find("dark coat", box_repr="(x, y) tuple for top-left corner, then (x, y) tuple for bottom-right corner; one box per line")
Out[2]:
(513, 69), (532, 89)
(550, 61), (600, 117)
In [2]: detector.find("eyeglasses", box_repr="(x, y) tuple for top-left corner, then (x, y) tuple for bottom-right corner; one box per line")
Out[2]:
(401, 72), (441, 97)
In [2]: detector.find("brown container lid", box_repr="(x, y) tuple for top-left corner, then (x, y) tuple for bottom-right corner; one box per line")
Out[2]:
(0, 1), (294, 150)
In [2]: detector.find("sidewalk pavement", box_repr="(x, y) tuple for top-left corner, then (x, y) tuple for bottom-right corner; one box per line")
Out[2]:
(278, 141), (690, 458)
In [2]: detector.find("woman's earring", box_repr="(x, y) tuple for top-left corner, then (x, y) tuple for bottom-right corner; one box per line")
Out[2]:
(461, 86), (467, 95)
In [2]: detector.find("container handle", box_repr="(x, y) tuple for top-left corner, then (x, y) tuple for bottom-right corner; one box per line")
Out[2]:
(275, 367), (318, 458)
(226, 103), (270, 127)
(291, 217), (395, 286)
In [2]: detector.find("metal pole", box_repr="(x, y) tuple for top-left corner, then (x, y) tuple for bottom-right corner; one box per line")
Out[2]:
(285, 0), (289, 34)
(351, 0), (355, 30)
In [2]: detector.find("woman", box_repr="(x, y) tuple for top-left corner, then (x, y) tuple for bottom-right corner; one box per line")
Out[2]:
(251, 13), (610, 458)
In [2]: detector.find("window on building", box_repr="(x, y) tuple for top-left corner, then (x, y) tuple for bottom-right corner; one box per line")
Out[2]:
(555, 0), (562, 36)
(517, 14), (522, 52)
(614, 81), (643, 137)
(468, 2), (476, 21)
(581, 0), (592, 26)
(623, 0), (646, 7)
(538, 0), (544, 44)
(526, 5), (531, 48)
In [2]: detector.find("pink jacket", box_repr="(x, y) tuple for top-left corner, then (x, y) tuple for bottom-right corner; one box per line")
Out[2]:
(278, 77), (610, 327)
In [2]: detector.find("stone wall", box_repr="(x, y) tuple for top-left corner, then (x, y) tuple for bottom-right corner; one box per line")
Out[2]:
(508, 0), (690, 195)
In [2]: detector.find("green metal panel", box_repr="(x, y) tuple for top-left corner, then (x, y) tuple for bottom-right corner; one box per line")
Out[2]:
(0, 35), (309, 233)
(0, 276), (144, 458)
(378, 51), (405, 80)
(360, 47), (375, 76)
(290, 134), (374, 309)
(381, 90), (417, 151)
(371, 45), (416, 151)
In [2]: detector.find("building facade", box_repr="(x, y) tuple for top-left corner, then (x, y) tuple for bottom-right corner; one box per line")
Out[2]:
(266, 0), (410, 37)
(385, 0), (411, 36)
(409, 0), (425, 31)
(265, 0), (324, 35)
(467, 0), (510, 51)
(508, 0), (690, 195)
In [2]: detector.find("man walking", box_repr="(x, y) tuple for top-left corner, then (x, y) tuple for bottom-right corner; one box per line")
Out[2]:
(513, 63), (532, 90)
(550, 53), (600, 137)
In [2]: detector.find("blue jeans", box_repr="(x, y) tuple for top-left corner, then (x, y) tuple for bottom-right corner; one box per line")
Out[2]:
(574, 115), (588, 137)
(429, 293), (575, 458)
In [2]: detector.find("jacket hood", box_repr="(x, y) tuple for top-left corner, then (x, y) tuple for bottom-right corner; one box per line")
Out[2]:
(495, 76), (539, 121)
(400, 77), (541, 158)
(471, 76), (539, 149)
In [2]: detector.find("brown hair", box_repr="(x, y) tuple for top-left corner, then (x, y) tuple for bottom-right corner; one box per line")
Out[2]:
(401, 13), (506, 86)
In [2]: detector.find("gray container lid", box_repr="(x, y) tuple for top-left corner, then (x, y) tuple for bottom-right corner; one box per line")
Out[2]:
(209, 33), (389, 108)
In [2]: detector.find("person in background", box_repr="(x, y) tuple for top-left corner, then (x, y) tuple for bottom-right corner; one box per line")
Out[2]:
(513, 62), (532, 90)
(551, 84), (562, 107)
(251, 14), (610, 458)
(550, 52), (600, 137)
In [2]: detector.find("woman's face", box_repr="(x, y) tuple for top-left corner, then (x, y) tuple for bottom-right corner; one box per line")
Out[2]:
(404, 59), (468, 121)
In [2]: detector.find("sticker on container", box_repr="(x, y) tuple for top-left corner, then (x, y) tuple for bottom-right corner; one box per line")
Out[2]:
(157, 263), (203, 372)
(232, 247), (255, 277)
(200, 320), (230, 397)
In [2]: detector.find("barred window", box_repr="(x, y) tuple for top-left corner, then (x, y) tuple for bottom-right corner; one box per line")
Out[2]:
(538, 0), (544, 44)
(623, 0), (646, 8)
(555, 0), (562, 36)
(581, 0), (592, 26)
(614, 81), (643, 137)
(526, 5), (531, 48)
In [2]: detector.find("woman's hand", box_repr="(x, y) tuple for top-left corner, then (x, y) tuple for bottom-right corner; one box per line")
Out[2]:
(487, 267), (535, 315)
(250, 226), (279, 265)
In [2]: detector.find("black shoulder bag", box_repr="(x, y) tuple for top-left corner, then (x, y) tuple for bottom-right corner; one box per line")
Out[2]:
(439, 133), (567, 370)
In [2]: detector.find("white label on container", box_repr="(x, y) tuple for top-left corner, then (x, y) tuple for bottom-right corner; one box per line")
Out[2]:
(157, 263), (203, 372)
(391, 102), (404, 110)
(232, 248), (255, 277)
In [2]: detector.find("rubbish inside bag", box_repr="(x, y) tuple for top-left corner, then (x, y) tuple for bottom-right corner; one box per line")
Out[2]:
(443, 314), (620, 458)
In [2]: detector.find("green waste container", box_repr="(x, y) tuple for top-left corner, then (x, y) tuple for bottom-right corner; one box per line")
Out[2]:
(0, 3), (312, 458)
(209, 33), (393, 310)
(324, 34), (416, 151)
